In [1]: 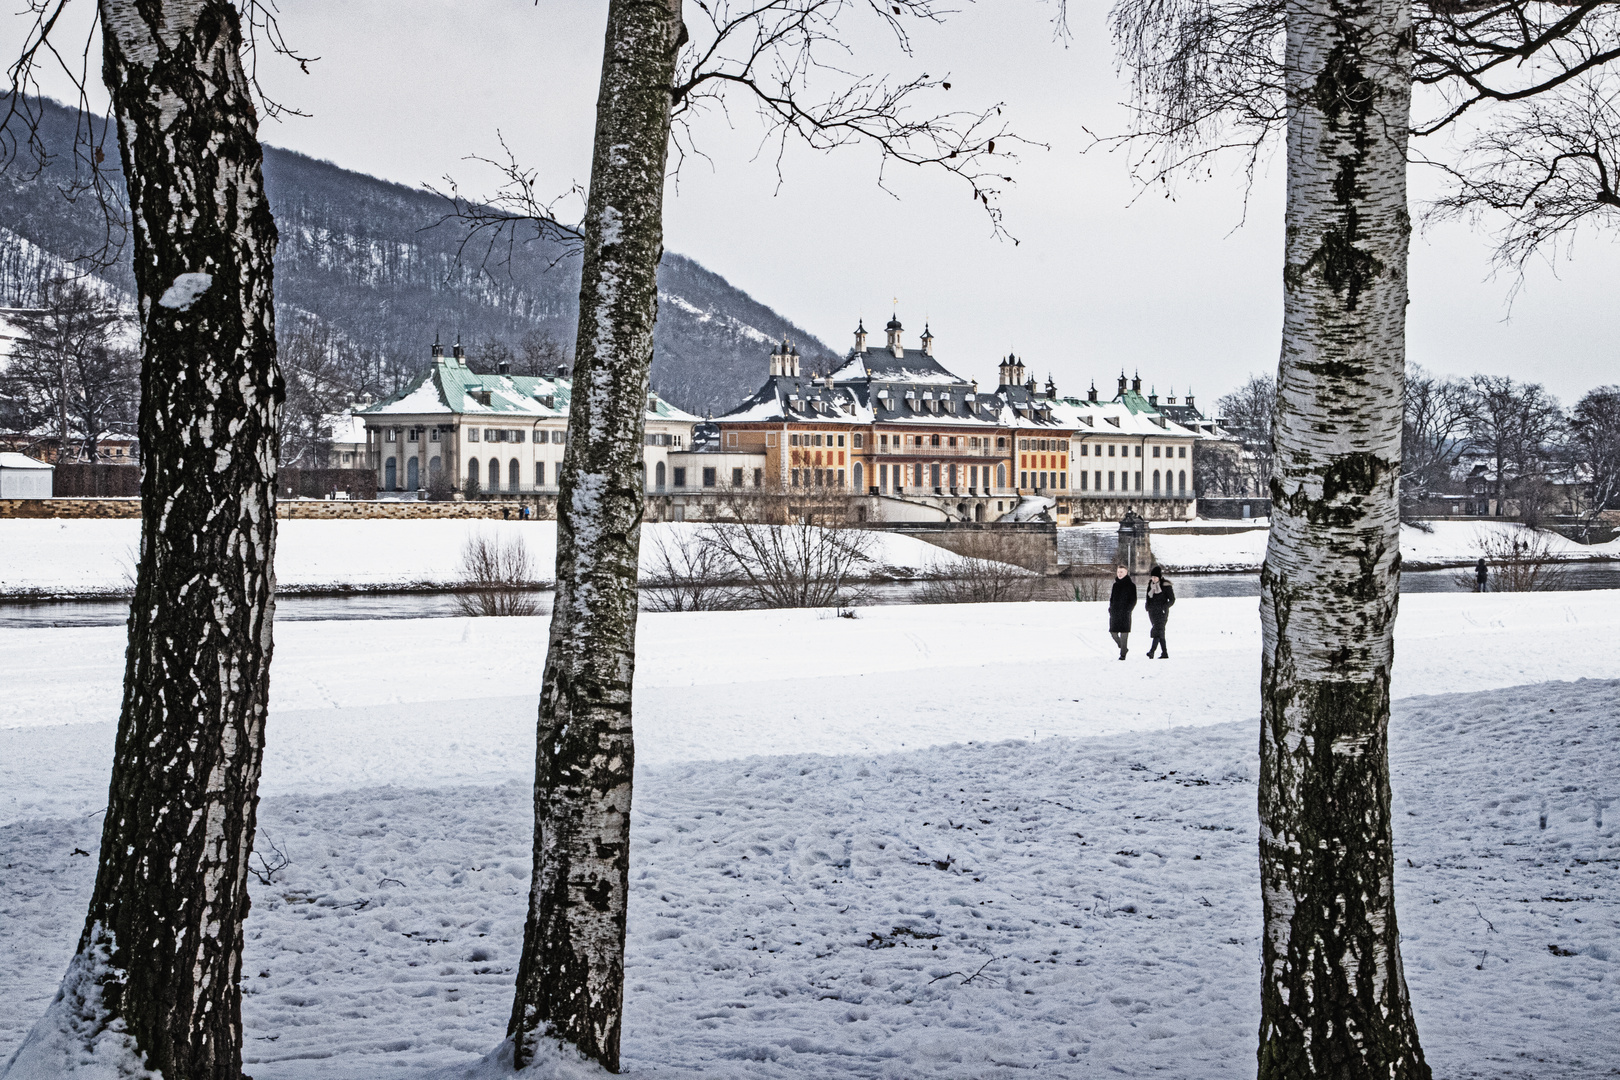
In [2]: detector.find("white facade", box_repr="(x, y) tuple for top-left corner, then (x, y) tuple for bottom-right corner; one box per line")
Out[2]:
(0, 452), (53, 498)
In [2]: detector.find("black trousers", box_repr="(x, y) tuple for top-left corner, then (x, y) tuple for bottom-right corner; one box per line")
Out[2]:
(1147, 620), (1168, 656)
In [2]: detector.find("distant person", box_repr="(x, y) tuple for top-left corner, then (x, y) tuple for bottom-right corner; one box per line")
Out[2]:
(1475, 557), (1489, 592)
(1108, 565), (1137, 660)
(1144, 565), (1176, 659)
(502, 506), (511, 520)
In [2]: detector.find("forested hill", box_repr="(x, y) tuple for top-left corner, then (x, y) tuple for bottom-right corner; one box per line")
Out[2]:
(0, 97), (839, 415)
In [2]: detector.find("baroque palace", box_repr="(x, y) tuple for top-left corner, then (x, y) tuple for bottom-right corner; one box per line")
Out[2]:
(694, 316), (1201, 525)
(354, 317), (1207, 525)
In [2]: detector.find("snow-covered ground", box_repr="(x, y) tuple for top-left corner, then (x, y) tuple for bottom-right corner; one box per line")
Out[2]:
(5, 516), (1614, 600)
(2, 593), (1616, 1077)
(1139, 519), (1619, 573)
(0, 519), (970, 598)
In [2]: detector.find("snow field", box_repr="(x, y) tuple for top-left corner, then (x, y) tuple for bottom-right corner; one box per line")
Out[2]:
(5, 593), (1620, 828)
(1140, 519), (1619, 573)
(2, 680), (1615, 1078)
(0, 519), (971, 597)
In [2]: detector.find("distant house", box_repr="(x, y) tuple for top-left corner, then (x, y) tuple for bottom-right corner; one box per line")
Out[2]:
(0, 451), (53, 498)
(357, 341), (699, 496)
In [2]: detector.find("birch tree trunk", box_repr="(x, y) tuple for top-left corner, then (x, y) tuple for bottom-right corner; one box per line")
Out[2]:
(507, 0), (683, 1071)
(1257, 0), (1429, 1075)
(2, 3), (280, 1078)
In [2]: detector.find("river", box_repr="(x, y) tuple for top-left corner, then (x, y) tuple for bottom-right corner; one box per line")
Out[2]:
(3, 562), (1617, 629)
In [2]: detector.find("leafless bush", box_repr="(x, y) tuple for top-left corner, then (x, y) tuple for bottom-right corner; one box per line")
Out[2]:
(249, 831), (290, 886)
(456, 532), (543, 616)
(1069, 573), (1110, 602)
(1464, 526), (1569, 592)
(917, 531), (1040, 604)
(700, 489), (874, 608)
(642, 529), (749, 612)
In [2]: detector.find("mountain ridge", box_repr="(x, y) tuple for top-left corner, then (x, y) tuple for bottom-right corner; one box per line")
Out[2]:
(0, 96), (839, 416)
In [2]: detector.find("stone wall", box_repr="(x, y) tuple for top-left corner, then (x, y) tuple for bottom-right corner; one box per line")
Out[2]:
(0, 498), (143, 518)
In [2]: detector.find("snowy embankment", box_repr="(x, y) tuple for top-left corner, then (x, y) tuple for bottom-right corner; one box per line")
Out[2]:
(1, 593), (1617, 1077)
(0, 519), (969, 599)
(1140, 519), (1620, 574)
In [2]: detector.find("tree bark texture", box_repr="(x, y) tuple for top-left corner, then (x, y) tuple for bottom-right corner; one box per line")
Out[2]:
(3, 4), (281, 1078)
(1258, 0), (1429, 1076)
(507, 0), (683, 1071)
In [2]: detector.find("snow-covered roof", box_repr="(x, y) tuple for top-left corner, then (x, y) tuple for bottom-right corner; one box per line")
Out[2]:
(828, 346), (960, 386)
(359, 357), (698, 425)
(0, 451), (52, 470)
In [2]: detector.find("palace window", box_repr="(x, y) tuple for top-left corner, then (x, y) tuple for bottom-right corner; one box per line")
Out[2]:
(1153, 445), (1161, 458)
(1179, 446), (1187, 458)
(930, 434), (941, 447)
(1135, 446), (1143, 457)
(386, 429), (398, 443)
(673, 467), (687, 487)
(702, 468), (717, 487)
(853, 434), (863, 448)
(732, 468), (744, 487)
(837, 435), (846, 447)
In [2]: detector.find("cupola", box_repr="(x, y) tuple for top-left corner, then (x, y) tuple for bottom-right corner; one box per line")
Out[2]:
(886, 313), (904, 357)
(920, 323), (934, 357)
(853, 320), (868, 353)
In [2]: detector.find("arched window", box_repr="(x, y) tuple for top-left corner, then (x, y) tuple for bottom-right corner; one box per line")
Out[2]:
(655, 461), (666, 491)
(384, 457), (397, 490)
(853, 462), (863, 491)
(467, 458), (479, 485)
(1153, 469), (1161, 494)
(1179, 470), (1187, 494)
(996, 464), (1006, 489)
(488, 458), (501, 492)
(510, 458), (521, 490)
(428, 456), (442, 483)
(406, 457), (420, 490)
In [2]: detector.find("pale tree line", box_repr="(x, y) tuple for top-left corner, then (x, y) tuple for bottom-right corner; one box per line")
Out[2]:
(1211, 367), (1620, 530)
(3, 0), (1617, 1078)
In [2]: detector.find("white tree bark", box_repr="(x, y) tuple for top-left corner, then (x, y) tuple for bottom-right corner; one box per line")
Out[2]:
(1257, 0), (1429, 1074)
(506, 0), (684, 1072)
(3, 3), (281, 1078)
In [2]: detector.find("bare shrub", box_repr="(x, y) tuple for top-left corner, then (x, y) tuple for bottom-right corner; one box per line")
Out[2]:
(702, 486), (874, 608)
(917, 530), (1040, 604)
(1467, 526), (1569, 592)
(456, 532), (543, 616)
(1069, 573), (1109, 602)
(642, 528), (749, 612)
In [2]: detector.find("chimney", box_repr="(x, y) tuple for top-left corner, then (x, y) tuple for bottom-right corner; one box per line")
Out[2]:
(648, 389), (659, 411)
(1045, 373), (1056, 400)
(497, 361), (510, 375)
(452, 336), (466, 365)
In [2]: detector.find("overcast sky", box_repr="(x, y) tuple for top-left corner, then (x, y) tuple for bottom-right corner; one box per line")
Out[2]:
(8, 0), (1617, 404)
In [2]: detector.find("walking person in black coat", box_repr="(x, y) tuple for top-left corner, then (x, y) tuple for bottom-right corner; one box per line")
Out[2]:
(1475, 557), (1489, 592)
(1108, 565), (1137, 660)
(1144, 565), (1176, 658)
